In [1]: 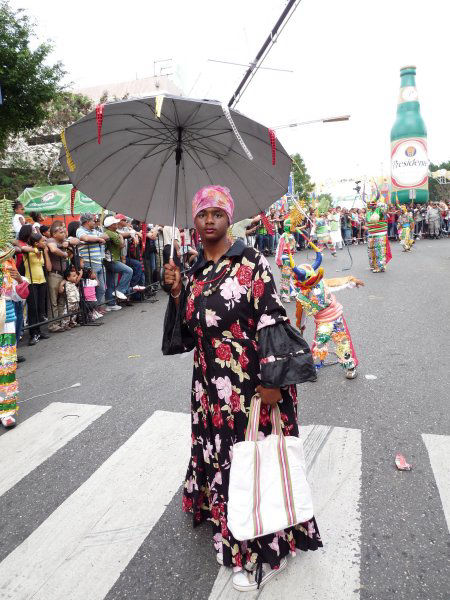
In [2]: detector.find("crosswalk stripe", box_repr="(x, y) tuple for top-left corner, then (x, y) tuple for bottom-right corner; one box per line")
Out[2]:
(209, 425), (362, 600)
(0, 410), (191, 600)
(422, 434), (450, 532)
(0, 402), (111, 498)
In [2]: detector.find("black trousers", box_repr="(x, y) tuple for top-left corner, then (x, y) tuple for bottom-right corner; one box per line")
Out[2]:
(27, 283), (47, 337)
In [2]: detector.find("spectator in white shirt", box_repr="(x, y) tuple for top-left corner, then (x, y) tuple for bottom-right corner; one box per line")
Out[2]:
(12, 201), (26, 237)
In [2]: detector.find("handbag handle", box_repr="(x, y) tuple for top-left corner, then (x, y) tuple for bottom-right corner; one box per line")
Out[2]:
(245, 394), (283, 442)
(246, 394), (298, 534)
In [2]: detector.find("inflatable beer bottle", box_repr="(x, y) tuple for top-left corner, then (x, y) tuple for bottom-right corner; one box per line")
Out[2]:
(391, 66), (429, 204)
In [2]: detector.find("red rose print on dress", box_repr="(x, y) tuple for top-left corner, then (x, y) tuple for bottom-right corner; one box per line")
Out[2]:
(193, 281), (203, 297)
(253, 279), (265, 298)
(216, 343), (231, 362)
(212, 404), (224, 427)
(201, 393), (209, 414)
(186, 298), (195, 321)
(211, 504), (220, 521)
(182, 496), (193, 512)
(236, 265), (252, 286)
(230, 322), (244, 339)
(259, 405), (270, 426)
(230, 390), (241, 413)
(199, 352), (207, 375)
(238, 348), (249, 370)
(220, 516), (229, 539)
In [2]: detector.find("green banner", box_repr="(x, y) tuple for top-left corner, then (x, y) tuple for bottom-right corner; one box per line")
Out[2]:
(18, 185), (102, 216)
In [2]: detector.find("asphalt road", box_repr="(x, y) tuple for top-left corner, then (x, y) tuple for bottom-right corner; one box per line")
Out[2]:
(0, 238), (449, 600)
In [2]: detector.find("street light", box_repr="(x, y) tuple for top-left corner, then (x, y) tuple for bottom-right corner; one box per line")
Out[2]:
(273, 115), (350, 130)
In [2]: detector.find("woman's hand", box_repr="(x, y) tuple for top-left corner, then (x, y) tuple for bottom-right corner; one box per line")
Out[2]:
(256, 385), (282, 406)
(164, 259), (181, 294)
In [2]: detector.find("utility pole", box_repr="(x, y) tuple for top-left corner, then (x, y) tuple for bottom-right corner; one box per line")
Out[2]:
(228, 0), (303, 108)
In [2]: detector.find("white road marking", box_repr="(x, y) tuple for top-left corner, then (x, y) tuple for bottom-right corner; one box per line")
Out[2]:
(209, 425), (362, 600)
(0, 402), (110, 498)
(0, 410), (191, 600)
(422, 433), (450, 531)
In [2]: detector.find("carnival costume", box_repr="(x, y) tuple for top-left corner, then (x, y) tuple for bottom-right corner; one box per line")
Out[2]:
(275, 218), (297, 302)
(292, 241), (362, 379)
(398, 206), (415, 252)
(0, 198), (29, 428)
(366, 200), (392, 273)
(314, 216), (336, 256)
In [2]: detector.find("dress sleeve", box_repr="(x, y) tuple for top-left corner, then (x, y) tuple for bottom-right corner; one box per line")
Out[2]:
(251, 253), (317, 387)
(161, 285), (195, 355)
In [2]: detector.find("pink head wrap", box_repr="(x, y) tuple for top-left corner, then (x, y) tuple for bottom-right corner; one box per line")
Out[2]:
(192, 185), (234, 224)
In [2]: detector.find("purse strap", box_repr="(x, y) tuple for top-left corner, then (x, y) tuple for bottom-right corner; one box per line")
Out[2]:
(246, 395), (298, 535)
(246, 395), (283, 441)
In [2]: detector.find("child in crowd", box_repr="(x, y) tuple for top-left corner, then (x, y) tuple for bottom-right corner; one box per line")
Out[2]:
(59, 268), (82, 328)
(80, 267), (102, 321)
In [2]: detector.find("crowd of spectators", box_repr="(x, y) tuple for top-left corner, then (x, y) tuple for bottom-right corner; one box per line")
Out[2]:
(9, 196), (449, 360)
(10, 202), (163, 359)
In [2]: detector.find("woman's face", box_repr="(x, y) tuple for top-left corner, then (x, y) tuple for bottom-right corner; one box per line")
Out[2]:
(194, 207), (229, 243)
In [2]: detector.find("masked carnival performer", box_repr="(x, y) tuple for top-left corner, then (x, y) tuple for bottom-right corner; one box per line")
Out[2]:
(275, 218), (297, 302)
(0, 199), (29, 428)
(398, 206), (415, 252)
(293, 240), (364, 380)
(314, 213), (336, 256)
(366, 197), (392, 272)
(163, 186), (321, 593)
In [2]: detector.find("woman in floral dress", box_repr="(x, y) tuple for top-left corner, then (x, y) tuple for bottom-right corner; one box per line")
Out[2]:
(163, 186), (322, 592)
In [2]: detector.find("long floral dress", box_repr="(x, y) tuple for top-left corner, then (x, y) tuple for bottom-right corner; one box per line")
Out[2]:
(163, 239), (322, 571)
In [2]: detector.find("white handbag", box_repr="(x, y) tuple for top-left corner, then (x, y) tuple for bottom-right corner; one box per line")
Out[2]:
(228, 395), (314, 541)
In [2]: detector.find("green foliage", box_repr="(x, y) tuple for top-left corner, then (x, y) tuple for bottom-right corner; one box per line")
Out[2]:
(33, 92), (93, 137)
(291, 153), (314, 204)
(0, 1), (65, 154)
(429, 161), (450, 203)
(317, 193), (333, 214)
(0, 92), (93, 197)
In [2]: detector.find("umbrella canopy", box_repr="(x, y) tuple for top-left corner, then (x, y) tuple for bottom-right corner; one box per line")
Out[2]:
(18, 184), (102, 216)
(59, 94), (291, 226)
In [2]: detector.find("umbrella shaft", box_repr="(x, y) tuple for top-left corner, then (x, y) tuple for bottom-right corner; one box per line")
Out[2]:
(170, 128), (183, 260)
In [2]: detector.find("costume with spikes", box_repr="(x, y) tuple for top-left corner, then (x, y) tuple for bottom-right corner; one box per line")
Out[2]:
(275, 218), (296, 302)
(366, 199), (391, 272)
(292, 243), (360, 378)
(0, 199), (29, 428)
(398, 206), (415, 252)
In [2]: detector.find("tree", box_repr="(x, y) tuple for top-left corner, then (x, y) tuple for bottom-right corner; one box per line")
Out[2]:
(429, 161), (450, 204)
(291, 153), (314, 204)
(0, 1), (65, 154)
(0, 92), (93, 197)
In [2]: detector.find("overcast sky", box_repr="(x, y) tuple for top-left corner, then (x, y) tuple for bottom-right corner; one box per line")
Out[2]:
(11, 0), (449, 192)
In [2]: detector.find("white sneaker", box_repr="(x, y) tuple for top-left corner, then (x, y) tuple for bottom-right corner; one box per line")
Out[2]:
(112, 290), (127, 300)
(105, 305), (122, 311)
(232, 557), (287, 592)
(346, 368), (357, 379)
(92, 310), (103, 319)
(132, 285), (146, 292)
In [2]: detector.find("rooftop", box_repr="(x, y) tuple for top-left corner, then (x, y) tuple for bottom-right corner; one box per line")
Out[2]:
(77, 75), (182, 104)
